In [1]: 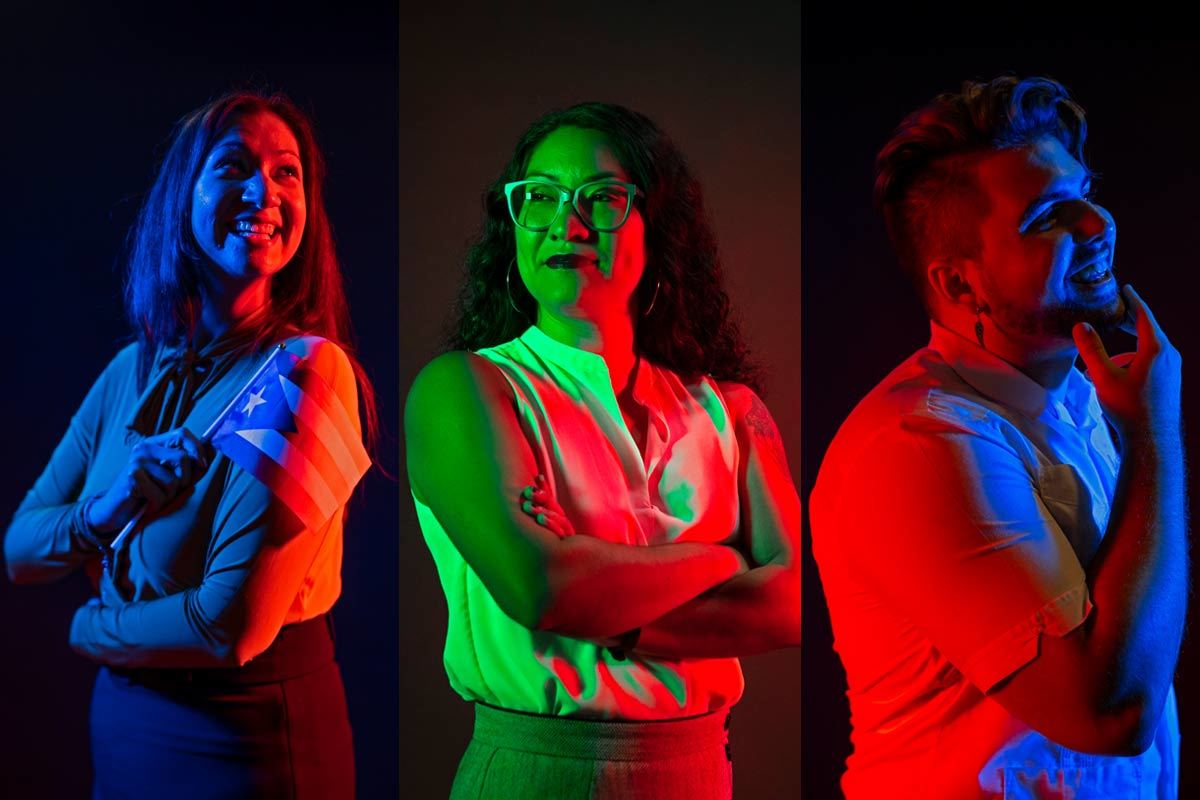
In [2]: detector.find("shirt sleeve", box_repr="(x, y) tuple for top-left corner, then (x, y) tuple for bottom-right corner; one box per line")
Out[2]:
(843, 405), (1093, 693)
(4, 354), (121, 583)
(67, 339), (363, 668)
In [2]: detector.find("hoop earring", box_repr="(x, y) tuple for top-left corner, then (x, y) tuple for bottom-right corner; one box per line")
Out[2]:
(506, 259), (527, 317)
(974, 304), (986, 348)
(643, 279), (661, 318)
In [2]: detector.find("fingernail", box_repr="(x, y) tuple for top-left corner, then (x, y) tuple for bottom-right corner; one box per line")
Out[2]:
(522, 500), (533, 513)
(536, 513), (547, 525)
(1080, 322), (1094, 333)
(522, 486), (533, 499)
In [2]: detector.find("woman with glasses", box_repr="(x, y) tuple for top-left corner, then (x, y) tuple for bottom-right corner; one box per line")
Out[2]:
(4, 90), (375, 798)
(406, 102), (801, 799)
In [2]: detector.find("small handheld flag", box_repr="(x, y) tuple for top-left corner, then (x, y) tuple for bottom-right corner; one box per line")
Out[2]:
(106, 342), (370, 564)
(209, 344), (372, 532)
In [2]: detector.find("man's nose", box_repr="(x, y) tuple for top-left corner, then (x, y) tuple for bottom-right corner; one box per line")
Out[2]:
(1073, 199), (1113, 245)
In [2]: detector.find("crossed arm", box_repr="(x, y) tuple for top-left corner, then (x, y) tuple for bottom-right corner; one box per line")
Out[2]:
(628, 383), (800, 658)
(405, 352), (800, 654)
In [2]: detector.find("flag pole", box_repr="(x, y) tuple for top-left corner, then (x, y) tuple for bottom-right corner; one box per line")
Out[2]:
(106, 344), (288, 557)
(199, 343), (287, 442)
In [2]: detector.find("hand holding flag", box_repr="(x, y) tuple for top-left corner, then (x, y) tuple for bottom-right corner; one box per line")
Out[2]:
(106, 341), (371, 565)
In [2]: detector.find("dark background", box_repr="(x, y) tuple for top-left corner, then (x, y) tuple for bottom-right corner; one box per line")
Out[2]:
(0, 9), (399, 798)
(399, 4), (801, 797)
(803, 10), (1200, 799)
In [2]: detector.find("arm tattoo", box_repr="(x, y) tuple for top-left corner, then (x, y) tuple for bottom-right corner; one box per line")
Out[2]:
(745, 395), (780, 438)
(745, 396), (789, 466)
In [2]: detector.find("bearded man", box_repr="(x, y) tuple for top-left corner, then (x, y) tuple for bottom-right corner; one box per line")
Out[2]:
(810, 76), (1184, 798)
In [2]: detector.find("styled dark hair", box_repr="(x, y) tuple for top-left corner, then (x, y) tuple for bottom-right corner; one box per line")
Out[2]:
(448, 101), (761, 393)
(875, 76), (1089, 309)
(124, 89), (378, 447)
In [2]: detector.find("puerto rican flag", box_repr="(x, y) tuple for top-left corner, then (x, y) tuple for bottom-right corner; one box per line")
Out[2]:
(208, 346), (371, 532)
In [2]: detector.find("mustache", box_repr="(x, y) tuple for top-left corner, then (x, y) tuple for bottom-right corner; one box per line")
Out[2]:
(1069, 243), (1112, 273)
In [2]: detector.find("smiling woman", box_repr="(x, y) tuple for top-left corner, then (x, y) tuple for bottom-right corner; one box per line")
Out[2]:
(4, 89), (376, 799)
(405, 102), (801, 799)
(190, 112), (307, 287)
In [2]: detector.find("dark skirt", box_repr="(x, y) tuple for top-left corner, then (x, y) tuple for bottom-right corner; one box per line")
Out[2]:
(451, 703), (733, 800)
(90, 615), (354, 800)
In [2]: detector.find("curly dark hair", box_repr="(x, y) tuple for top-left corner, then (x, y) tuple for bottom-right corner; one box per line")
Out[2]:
(875, 76), (1089, 310)
(447, 102), (762, 393)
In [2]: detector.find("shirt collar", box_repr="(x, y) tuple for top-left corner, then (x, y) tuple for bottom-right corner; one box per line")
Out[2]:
(518, 324), (662, 416)
(519, 324), (609, 377)
(928, 321), (1092, 422)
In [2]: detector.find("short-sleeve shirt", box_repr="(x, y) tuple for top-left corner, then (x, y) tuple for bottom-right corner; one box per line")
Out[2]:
(413, 325), (745, 719)
(809, 322), (1179, 798)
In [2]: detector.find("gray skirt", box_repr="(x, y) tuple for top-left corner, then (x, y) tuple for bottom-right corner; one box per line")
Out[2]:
(451, 703), (733, 800)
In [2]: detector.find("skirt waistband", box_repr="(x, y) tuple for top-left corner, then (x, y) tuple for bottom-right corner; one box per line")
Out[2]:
(471, 703), (730, 762)
(109, 613), (336, 689)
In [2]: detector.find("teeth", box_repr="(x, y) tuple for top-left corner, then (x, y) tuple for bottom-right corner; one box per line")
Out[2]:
(233, 221), (277, 236)
(1072, 264), (1107, 282)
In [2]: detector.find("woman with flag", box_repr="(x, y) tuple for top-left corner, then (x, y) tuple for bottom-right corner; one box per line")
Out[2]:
(5, 90), (375, 798)
(406, 103), (801, 799)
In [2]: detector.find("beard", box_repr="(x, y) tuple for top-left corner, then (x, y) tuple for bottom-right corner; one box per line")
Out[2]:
(990, 293), (1127, 340)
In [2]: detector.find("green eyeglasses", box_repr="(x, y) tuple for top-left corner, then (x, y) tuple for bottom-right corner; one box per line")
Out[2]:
(504, 179), (640, 232)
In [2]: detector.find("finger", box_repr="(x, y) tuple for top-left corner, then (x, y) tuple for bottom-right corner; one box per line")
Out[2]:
(535, 474), (546, 487)
(525, 503), (560, 524)
(531, 507), (573, 532)
(140, 460), (181, 495)
(1111, 352), (1137, 370)
(143, 443), (188, 464)
(153, 429), (207, 470)
(171, 429), (205, 467)
(145, 444), (204, 485)
(527, 505), (556, 522)
(1072, 322), (1121, 384)
(172, 456), (192, 486)
(132, 470), (167, 509)
(149, 446), (192, 485)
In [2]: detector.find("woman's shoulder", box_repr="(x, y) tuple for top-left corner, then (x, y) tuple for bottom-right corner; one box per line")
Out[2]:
(106, 341), (142, 373)
(406, 351), (512, 423)
(473, 332), (527, 362)
(711, 378), (763, 412)
(277, 334), (352, 379)
(91, 341), (142, 390)
(411, 350), (510, 395)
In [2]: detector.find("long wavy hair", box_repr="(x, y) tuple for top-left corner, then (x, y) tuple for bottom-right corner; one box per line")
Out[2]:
(124, 89), (378, 448)
(448, 102), (761, 393)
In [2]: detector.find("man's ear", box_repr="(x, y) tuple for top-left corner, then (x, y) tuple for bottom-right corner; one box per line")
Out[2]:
(927, 259), (982, 311)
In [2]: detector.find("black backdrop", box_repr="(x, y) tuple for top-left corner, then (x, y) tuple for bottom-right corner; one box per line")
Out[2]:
(803, 10), (1200, 799)
(0, 10), (399, 798)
